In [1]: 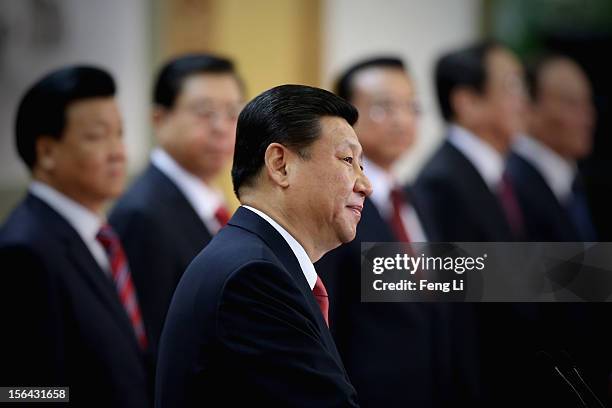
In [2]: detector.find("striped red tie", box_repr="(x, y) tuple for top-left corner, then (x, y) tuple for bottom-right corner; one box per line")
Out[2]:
(313, 275), (329, 327)
(96, 224), (148, 350)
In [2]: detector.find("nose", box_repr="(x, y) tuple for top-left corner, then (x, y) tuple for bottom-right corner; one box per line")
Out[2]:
(109, 132), (127, 162)
(354, 168), (373, 198)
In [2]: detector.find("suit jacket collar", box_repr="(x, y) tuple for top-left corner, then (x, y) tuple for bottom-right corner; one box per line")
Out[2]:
(227, 207), (344, 365)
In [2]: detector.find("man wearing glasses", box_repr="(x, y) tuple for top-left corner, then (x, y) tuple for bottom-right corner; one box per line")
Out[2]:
(110, 54), (244, 361)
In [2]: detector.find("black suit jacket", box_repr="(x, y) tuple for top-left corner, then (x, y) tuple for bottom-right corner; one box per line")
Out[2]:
(507, 152), (612, 405)
(414, 140), (591, 407)
(0, 194), (150, 408)
(414, 140), (515, 242)
(506, 152), (581, 241)
(155, 207), (359, 407)
(315, 191), (480, 407)
(109, 164), (213, 356)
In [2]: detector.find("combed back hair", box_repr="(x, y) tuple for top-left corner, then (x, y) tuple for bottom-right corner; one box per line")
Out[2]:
(435, 40), (502, 121)
(334, 56), (406, 102)
(15, 65), (116, 170)
(231, 84), (359, 198)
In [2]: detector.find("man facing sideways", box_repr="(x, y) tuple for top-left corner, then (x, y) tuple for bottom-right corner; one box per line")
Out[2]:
(155, 84), (371, 407)
(110, 54), (244, 357)
(0, 66), (150, 407)
(507, 54), (597, 242)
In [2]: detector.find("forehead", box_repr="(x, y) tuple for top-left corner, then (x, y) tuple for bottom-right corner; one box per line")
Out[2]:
(178, 72), (242, 102)
(351, 67), (413, 98)
(65, 97), (120, 127)
(486, 47), (522, 79)
(539, 59), (591, 96)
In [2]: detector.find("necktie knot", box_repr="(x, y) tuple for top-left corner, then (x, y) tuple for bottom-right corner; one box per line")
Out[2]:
(96, 223), (119, 252)
(313, 276), (329, 327)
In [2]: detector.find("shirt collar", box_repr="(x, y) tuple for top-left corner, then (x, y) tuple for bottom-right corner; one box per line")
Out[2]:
(242, 205), (318, 290)
(363, 156), (395, 216)
(512, 134), (577, 202)
(448, 124), (505, 190)
(29, 180), (103, 243)
(151, 147), (225, 221)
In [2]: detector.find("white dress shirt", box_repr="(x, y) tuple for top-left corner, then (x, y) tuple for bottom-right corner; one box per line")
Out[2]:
(29, 180), (109, 274)
(364, 157), (428, 242)
(448, 124), (505, 191)
(512, 134), (577, 204)
(243, 205), (318, 290)
(151, 148), (228, 234)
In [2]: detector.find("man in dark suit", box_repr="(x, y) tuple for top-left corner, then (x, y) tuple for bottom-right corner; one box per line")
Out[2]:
(415, 41), (527, 242)
(507, 54), (611, 405)
(507, 54), (597, 242)
(315, 57), (462, 407)
(0, 66), (150, 407)
(413, 42), (548, 407)
(156, 84), (372, 407)
(109, 54), (244, 356)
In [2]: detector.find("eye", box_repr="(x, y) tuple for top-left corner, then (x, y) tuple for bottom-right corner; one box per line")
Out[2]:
(342, 156), (353, 165)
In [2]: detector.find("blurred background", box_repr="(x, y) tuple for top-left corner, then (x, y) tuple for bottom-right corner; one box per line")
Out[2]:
(1, 0), (611, 237)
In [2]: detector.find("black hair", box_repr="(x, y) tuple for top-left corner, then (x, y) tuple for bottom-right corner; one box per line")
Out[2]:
(434, 40), (502, 121)
(153, 53), (242, 108)
(231, 84), (358, 198)
(334, 56), (406, 102)
(15, 65), (116, 170)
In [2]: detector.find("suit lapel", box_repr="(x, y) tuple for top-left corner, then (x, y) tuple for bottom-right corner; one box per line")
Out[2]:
(149, 165), (214, 250)
(29, 195), (142, 355)
(444, 142), (514, 240)
(228, 207), (346, 368)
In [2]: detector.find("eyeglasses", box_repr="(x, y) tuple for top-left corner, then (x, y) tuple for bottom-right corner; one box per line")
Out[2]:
(178, 101), (245, 123)
(366, 99), (422, 123)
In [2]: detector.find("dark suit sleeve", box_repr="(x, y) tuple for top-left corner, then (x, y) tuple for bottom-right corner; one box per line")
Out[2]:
(0, 245), (67, 386)
(215, 260), (359, 407)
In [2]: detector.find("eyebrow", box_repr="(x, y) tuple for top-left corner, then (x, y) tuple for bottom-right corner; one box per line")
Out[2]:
(338, 140), (364, 161)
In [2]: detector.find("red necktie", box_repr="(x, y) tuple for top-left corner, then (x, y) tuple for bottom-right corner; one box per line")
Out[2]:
(390, 187), (412, 242)
(96, 224), (148, 350)
(313, 276), (329, 327)
(214, 205), (231, 227)
(497, 173), (524, 239)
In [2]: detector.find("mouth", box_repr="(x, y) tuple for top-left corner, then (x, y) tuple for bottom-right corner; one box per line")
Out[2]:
(346, 204), (363, 219)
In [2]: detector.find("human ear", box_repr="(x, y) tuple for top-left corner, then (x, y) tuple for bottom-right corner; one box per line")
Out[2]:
(264, 142), (290, 188)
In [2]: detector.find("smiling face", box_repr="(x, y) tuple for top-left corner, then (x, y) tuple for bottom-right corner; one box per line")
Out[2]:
(155, 73), (243, 182)
(286, 116), (373, 250)
(37, 97), (126, 212)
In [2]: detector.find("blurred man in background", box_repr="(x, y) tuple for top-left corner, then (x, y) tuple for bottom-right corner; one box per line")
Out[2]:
(315, 57), (458, 408)
(0, 66), (150, 407)
(507, 54), (597, 242)
(415, 41), (527, 242)
(507, 54), (611, 406)
(110, 54), (244, 358)
(414, 41), (535, 407)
